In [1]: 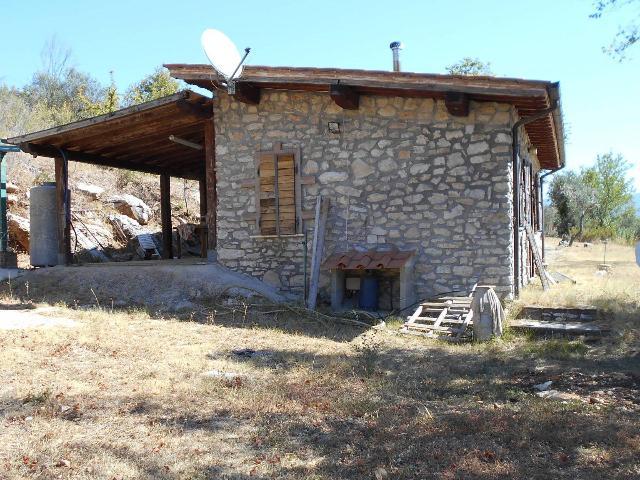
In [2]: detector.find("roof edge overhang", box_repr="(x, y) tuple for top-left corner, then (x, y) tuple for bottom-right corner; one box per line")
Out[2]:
(165, 64), (564, 169)
(4, 90), (208, 146)
(3, 90), (213, 180)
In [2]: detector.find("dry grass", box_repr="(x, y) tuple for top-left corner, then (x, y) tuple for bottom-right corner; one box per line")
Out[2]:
(1, 242), (639, 479)
(512, 238), (640, 355)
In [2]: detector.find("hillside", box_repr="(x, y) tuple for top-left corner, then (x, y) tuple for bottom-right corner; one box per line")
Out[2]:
(4, 150), (203, 266)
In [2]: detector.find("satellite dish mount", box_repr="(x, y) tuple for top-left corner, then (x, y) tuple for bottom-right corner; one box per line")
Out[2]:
(201, 29), (251, 95)
(226, 47), (251, 94)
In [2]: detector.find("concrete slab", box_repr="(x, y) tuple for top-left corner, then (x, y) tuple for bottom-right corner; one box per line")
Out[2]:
(0, 268), (23, 282)
(0, 308), (78, 330)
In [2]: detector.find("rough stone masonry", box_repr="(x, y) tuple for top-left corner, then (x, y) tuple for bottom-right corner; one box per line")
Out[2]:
(213, 89), (538, 302)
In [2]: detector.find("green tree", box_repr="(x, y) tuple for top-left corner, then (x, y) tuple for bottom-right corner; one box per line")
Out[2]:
(124, 67), (181, 106)
(79, 72), (120, 117)
(582, 153), (634, 228)
(591, 0), (639, 60)
(445, 57), (493, 76)
(549, 171), (598, 245)
(21, 36), (105, 124)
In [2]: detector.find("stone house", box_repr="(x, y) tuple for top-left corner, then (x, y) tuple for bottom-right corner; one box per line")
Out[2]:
(5, 63), (564, 311)
(166, 64), (565, 310)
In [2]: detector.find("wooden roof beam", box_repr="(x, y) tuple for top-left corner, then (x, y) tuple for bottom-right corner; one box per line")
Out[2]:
(21, 143), (201, 180)
(330, 84), (359, 110)
(444, 92), (470, 117)
(232, 82), (260, 105)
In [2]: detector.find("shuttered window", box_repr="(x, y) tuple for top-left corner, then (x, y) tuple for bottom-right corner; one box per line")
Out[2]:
(255, 144), (301, 236)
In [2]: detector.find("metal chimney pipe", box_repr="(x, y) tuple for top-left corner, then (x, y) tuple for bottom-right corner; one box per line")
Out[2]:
(389, 41), (402, 72)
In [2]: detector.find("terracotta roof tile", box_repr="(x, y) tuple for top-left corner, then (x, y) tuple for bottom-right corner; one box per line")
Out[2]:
(322, 249), (414, 270)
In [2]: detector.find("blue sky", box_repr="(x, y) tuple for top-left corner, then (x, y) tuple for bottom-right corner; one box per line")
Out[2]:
(1, 0), (638, 189)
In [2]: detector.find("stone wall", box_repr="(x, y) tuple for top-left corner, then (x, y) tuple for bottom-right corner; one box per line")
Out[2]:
(213, 90), (518, 302)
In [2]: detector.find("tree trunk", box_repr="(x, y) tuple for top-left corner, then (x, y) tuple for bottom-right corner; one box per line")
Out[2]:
(569, 211), (585, 246)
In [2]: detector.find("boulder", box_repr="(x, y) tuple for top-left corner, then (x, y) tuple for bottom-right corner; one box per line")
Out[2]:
(108, 214), (144, 241)
(76, 182), (104, 200)
(7, 212), (30, 251)
(108, 194), (150, 224)
(5, 182), (18, 194)
(6, 194), (18, 206)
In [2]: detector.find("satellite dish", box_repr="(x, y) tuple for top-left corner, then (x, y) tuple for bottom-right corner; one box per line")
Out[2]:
(201, 29), (250, 93)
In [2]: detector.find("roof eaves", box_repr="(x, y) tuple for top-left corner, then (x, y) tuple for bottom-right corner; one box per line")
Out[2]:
(3, 90), (198, 146)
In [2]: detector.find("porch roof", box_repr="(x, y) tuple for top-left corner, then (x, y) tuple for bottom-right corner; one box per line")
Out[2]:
(165, 64), (565, 170)
(3, 90), (213, 180)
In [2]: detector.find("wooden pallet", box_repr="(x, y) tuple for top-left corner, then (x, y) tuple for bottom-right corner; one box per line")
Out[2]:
(403, 294), (474, 340)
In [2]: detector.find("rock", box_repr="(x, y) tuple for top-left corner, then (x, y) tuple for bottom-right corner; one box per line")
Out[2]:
(467, 141), (489, 155)
(536, 390), (583, 402)
(6, 193), (18, 206)
(108, 194), (151, 224)
(108, 214), (144, 240)
(319, 171), (348, 183)
(534, 381), (553, 392)
(351, 158), (374, 179)
(7, 212), (29, 251)
(5, 182), (18, 194)
(76, 182), (104, 200)
(263, 270), (281, 288)
(172, 300), (196, 312)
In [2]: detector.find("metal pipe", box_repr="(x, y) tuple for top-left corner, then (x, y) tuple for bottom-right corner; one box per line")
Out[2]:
(511, 100), (558, 297)
(168, 135), (203, 150)
(389, 41), (402, 72)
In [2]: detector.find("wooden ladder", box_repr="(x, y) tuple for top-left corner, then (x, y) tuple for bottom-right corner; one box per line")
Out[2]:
(523, 224), (555, 291)
(403, 294), (474, 340)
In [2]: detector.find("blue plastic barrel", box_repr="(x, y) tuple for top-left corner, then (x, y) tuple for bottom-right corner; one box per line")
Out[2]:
(359, 276), (379, 310)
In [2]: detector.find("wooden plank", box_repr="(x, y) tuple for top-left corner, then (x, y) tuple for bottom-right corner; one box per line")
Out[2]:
(294, 146), (303, 234)
(54, 157), (71, 265)
(406, 305), (423, 324)
(455, 309), (474, 339)
(307, 196), (329, 310)
(524, 223), (550, 290)
(160, 174), (173, 259)
(6, 91), (198, 144)
(433, 307), (449, 328)
(198, 179), (207, 258)
(204, 118), (217, 256)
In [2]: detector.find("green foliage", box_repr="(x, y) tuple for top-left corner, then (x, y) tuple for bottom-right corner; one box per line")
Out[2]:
(445, 57), (493, 76)
(591, 0), (639, 60)
(80, 72), (120, 117)
(582, 153), (633, 228)
(124, 67), (181, 106)
(548, 152), (637, 243)
(549, 170), (597, 243)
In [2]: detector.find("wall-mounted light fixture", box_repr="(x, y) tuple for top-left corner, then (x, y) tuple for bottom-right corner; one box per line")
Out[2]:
(328, 121), (341, 134)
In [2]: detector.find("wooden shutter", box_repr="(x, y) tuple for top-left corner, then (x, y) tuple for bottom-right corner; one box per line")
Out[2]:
(255, 145), (300, 236)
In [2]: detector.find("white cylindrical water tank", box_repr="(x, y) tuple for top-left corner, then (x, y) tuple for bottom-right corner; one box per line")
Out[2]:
(30, 182), (59, 267)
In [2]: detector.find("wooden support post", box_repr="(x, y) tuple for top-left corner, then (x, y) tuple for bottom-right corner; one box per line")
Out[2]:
(160, 174), (173, 259)
(199, 179), (207, 258)
(0, 153), (7, 253)
(54, 156), (71, 265)
(307, 195), (329, 310)
(204, 117), (217, 261)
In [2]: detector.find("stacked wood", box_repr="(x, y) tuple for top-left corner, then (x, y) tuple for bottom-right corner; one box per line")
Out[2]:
(403, 295), (474, 341)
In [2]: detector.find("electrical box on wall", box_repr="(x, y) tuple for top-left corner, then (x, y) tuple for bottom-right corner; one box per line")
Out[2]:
(345, 277), (361, 290)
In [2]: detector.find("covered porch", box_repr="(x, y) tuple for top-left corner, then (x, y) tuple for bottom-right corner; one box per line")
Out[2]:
(4, 90), (218, 265)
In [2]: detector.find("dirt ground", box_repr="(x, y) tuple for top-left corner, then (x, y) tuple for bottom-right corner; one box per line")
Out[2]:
(0, 240), (638, 479)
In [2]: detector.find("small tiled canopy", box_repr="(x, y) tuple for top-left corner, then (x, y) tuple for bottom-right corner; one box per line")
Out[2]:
(322, 249), (414, 270)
